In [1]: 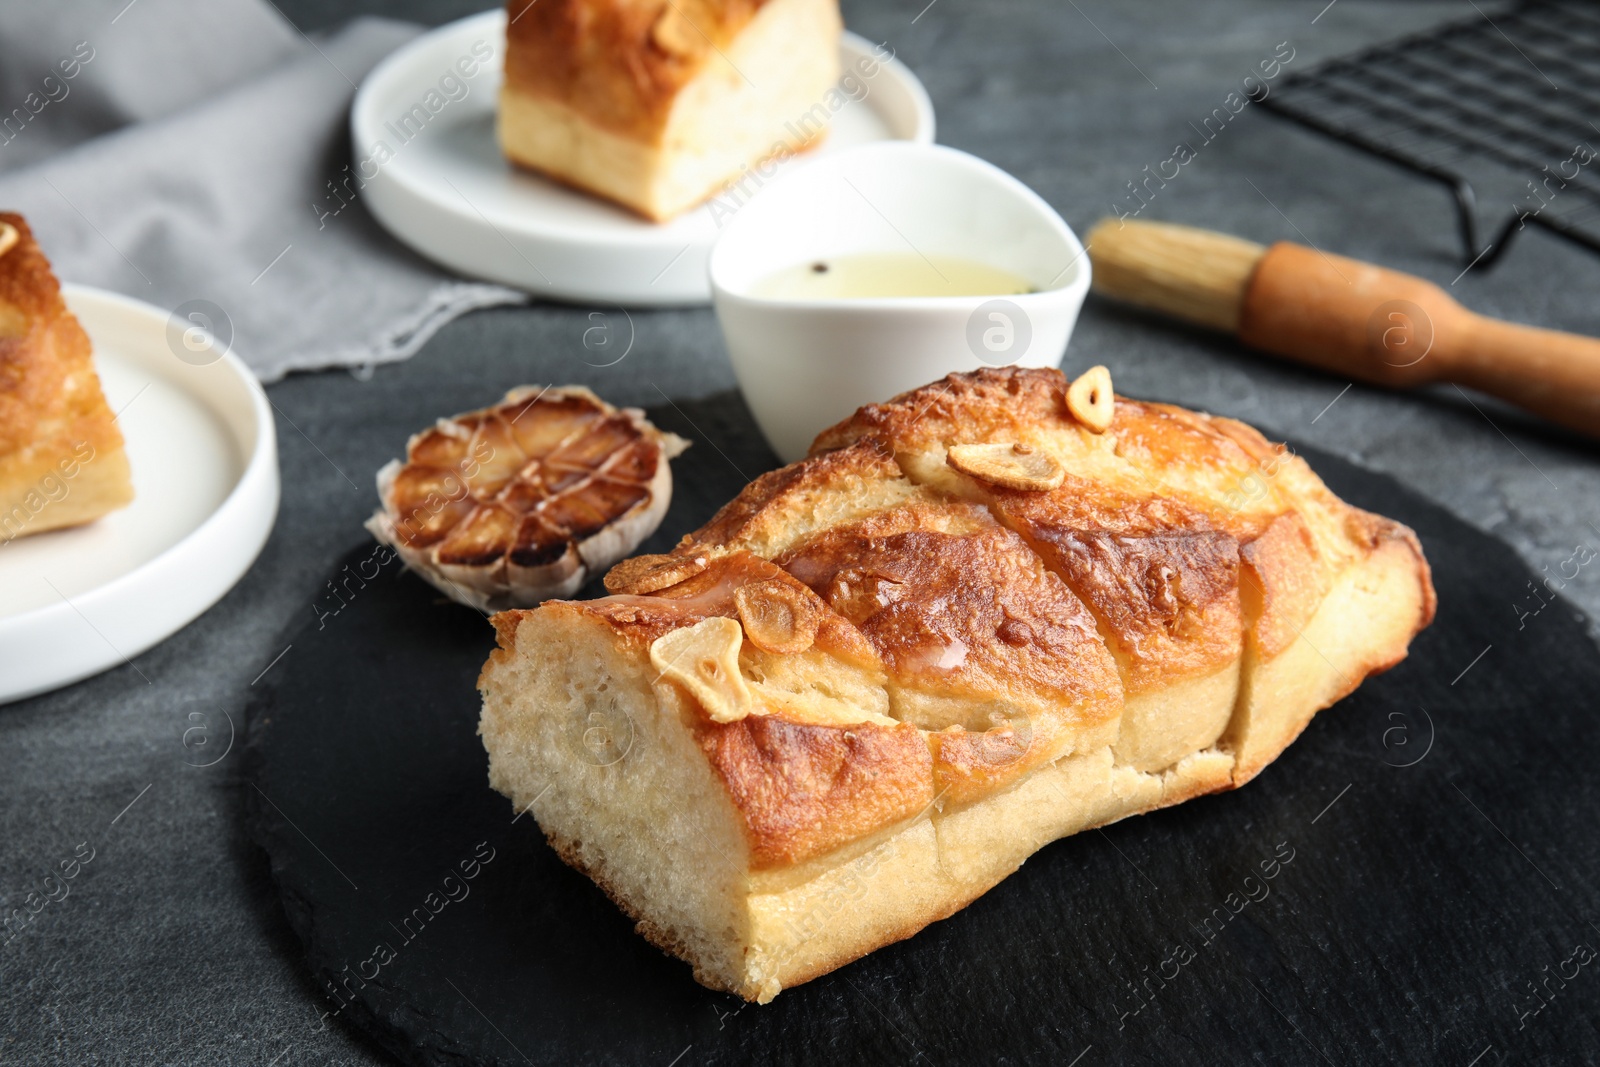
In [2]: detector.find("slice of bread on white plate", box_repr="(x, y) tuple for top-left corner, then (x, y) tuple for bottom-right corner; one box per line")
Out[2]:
(498, 0), (842, 221)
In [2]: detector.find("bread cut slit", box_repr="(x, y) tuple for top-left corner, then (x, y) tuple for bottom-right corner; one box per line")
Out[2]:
(478, 368), (1435, 1001)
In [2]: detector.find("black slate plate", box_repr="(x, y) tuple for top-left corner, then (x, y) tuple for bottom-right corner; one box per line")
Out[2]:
(246, 391), (1600, 1066)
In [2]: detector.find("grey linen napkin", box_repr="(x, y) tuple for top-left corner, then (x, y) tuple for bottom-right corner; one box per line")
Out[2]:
(0, 0), (525, 382)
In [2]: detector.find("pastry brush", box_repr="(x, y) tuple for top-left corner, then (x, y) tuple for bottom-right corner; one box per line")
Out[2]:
(1084, 218), (1600, 438)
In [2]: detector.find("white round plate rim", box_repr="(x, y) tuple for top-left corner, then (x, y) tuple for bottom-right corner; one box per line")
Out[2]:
(0, 285), (279, 705)
(351, 10), (935, 303)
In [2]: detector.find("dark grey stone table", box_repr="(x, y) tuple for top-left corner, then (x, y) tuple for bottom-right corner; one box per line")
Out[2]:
(3, 1), (1596, 1063)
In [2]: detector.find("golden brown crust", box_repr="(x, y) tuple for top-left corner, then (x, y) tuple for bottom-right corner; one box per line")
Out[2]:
(1239, 509), (1329, 660)
(504, 0), (769, 145)
(1107, 399), (1271, 499)
(829, 376), (1363, 639)
(697, 714), (933, 869)
(0, 212), (133, 541)
(810, 371), (1287, 694)
(0, 214), (69, 336)
(0, 211), (99, 450)
(814, 370), (1287, 530)
(811, 366), (1071, 456)
(928, 720), (1041, 807)
(687, 437), (911, 557)
(775, 500), (1117, 721)
(996, 487), (1244, 689)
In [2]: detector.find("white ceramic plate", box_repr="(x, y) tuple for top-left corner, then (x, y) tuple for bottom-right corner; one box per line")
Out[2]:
(0, 286), (278, 705)
(352, 10), (935, 305)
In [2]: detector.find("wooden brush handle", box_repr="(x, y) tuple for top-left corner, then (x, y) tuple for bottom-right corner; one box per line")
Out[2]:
(1239, 242), (1600, 436)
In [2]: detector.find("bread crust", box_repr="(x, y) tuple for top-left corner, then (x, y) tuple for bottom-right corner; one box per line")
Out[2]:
(700, 714), (934, 869)
(504, 0), (770, 145)
(479, 366), (1435, 1001)
(498, 0), (842, 220)
(0, 212), (132, 542)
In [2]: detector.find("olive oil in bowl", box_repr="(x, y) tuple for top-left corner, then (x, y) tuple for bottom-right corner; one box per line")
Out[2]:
(751, 252), (1036, 301)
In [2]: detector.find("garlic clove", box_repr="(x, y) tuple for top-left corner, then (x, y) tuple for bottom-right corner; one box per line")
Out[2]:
(946, 442), (1065, 492)
(1066, 365), (1115, 433)
(649, 616), (753, 723)
(734, 579), (821, 655)
(605, 551), (709, 595)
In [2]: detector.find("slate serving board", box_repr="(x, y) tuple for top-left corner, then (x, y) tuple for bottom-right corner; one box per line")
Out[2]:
(245, 391), (1600, 1066)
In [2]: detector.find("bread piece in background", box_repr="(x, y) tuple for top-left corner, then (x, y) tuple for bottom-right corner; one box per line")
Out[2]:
(498, 0), (842, 221)
(0, 213), (133, 543)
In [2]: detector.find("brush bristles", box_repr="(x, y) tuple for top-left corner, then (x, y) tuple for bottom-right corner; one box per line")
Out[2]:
(1085, 219), (1267, 334)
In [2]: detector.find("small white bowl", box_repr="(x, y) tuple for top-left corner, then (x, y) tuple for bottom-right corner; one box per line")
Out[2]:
(709, 142), (1091, 462)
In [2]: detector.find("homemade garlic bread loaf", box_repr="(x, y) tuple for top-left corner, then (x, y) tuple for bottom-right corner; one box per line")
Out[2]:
(498, 0), (842, 221)
(478, 367), (1434, 1002)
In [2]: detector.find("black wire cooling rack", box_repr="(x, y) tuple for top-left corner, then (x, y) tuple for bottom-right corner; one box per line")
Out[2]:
(1257, 0), (1600, 270)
